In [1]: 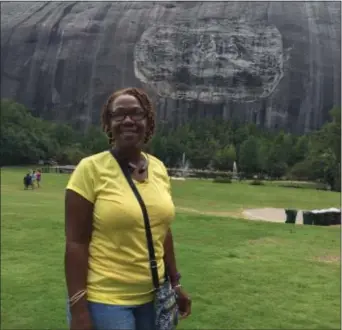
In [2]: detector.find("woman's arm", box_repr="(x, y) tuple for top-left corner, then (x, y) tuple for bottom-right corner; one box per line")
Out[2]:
(163, 228), (180, 287)
(65, 189), (93, 318)
(164, 227), (192, 319)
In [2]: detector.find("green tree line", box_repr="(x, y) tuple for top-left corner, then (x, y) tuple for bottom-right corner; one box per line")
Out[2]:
(1, 99), (340, 191)
(0, 99), (109, 166)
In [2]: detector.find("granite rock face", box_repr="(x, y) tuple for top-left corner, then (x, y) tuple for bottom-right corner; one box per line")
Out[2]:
(1, 1), (341, 133)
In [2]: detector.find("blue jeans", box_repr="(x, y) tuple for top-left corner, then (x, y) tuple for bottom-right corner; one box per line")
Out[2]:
(67, 300), (156, 330)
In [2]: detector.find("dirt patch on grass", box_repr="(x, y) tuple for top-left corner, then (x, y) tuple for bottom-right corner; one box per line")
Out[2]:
(313, 255), (341, 264)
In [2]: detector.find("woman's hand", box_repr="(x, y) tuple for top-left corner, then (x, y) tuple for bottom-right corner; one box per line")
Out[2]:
(174, 286), (192, 319)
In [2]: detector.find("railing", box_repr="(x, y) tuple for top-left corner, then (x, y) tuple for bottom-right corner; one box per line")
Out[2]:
(40, 165), (236, 179)
(167, 168), (235, 179)
(41, 165), (76, 174)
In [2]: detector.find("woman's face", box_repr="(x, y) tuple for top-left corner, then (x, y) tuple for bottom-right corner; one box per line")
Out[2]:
(110, 94), (148, 149)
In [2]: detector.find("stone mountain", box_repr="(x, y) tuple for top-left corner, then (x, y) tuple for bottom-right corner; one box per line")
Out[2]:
(1, 1), (340, 133)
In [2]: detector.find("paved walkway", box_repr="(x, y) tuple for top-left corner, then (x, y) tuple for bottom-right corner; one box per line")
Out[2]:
(177, 206), (340, 226)
(243, 208), (304, 224)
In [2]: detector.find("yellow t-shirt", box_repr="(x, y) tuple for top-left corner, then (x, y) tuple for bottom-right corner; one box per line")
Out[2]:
(66, 151), (175, 306)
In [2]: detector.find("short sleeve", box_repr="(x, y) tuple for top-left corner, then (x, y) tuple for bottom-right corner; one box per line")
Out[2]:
(66, 158), (95, 203)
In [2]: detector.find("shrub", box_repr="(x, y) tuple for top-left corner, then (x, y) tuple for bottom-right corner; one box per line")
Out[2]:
(288, 161), (311, 181)
(225, 172), (233, 180)
(213, 177), (232, 184)
(250, 179), (265, 186)
(280, 183), (304, 189)
(279, 182), (327, 190)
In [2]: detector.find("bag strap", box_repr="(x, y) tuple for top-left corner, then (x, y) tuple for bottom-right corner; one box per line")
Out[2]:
(110, 149), (160, 290)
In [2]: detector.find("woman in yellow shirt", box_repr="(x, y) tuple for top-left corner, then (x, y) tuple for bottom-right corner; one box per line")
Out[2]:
(64, 88), (191, 330)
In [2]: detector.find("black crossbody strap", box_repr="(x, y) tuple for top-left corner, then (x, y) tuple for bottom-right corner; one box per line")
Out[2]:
(110, 149), (160, 290)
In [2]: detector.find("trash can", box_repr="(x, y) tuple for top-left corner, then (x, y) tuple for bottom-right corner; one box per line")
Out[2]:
(312, 210), (331, 226)
(333, 211), (341, 225)
(303, 211), (314, 225)
(326, 208), (341, 225)
(322, 211), (334, 226)
(312, 210), (322, 226)
(285, 209), (297, 224)
(324, 210), (335, 226)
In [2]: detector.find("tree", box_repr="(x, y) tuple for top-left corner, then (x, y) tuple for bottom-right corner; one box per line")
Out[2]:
(292, 135), (309, 165)
(213, 144), (236, 171)
(189, 135), (222, 169)
(0, 99), (54, 165)
(81, 126), (108, 154)
(258, 139), (270, 174)
(55, 143), (87, 165)
(265, 132), (289, 179)
(239, 137), (261, 177)
(303, 106), (341, 190)
(1, 98), (340, 189)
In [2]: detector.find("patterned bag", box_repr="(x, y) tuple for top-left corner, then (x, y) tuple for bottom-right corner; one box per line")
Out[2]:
(155, 280), (178, 330)
(111, 150), (179, 330)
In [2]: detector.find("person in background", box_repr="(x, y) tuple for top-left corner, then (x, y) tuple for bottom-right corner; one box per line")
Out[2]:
(64, 87), (191, 330)
(36, 169), (42, 188)
(23, 173), (33, 190)
(31, 170), (37, 188)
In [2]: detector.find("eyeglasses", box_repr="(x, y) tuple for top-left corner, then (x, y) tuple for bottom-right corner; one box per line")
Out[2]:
(110, 112), (146, 122)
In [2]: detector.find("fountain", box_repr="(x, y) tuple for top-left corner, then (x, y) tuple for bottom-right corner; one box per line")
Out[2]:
(207, 160), (214, 171)
(179, 153), (190, 178)
(232, 161), (239, 180)
(172, 153), (190, 180)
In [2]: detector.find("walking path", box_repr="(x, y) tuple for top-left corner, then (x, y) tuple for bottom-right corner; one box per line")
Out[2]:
(176, 206), (302, 224)
(242, 208), (303, 224)
(177, 206), (340, 226)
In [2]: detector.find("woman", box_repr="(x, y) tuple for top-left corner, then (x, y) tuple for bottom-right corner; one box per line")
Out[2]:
(65, 87), (191, 330)
(36, 169), (41, 188)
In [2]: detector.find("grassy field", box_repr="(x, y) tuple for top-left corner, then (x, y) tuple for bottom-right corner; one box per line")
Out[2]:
(171, 178), (340, 213)
(1, 168), (341, 329)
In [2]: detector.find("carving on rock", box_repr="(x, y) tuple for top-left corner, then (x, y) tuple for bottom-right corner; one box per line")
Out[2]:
(134, 19), (284, 103)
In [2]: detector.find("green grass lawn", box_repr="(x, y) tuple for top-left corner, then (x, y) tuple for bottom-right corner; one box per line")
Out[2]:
(171, 179), (340, 212)
(1, 168), (341, 329)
